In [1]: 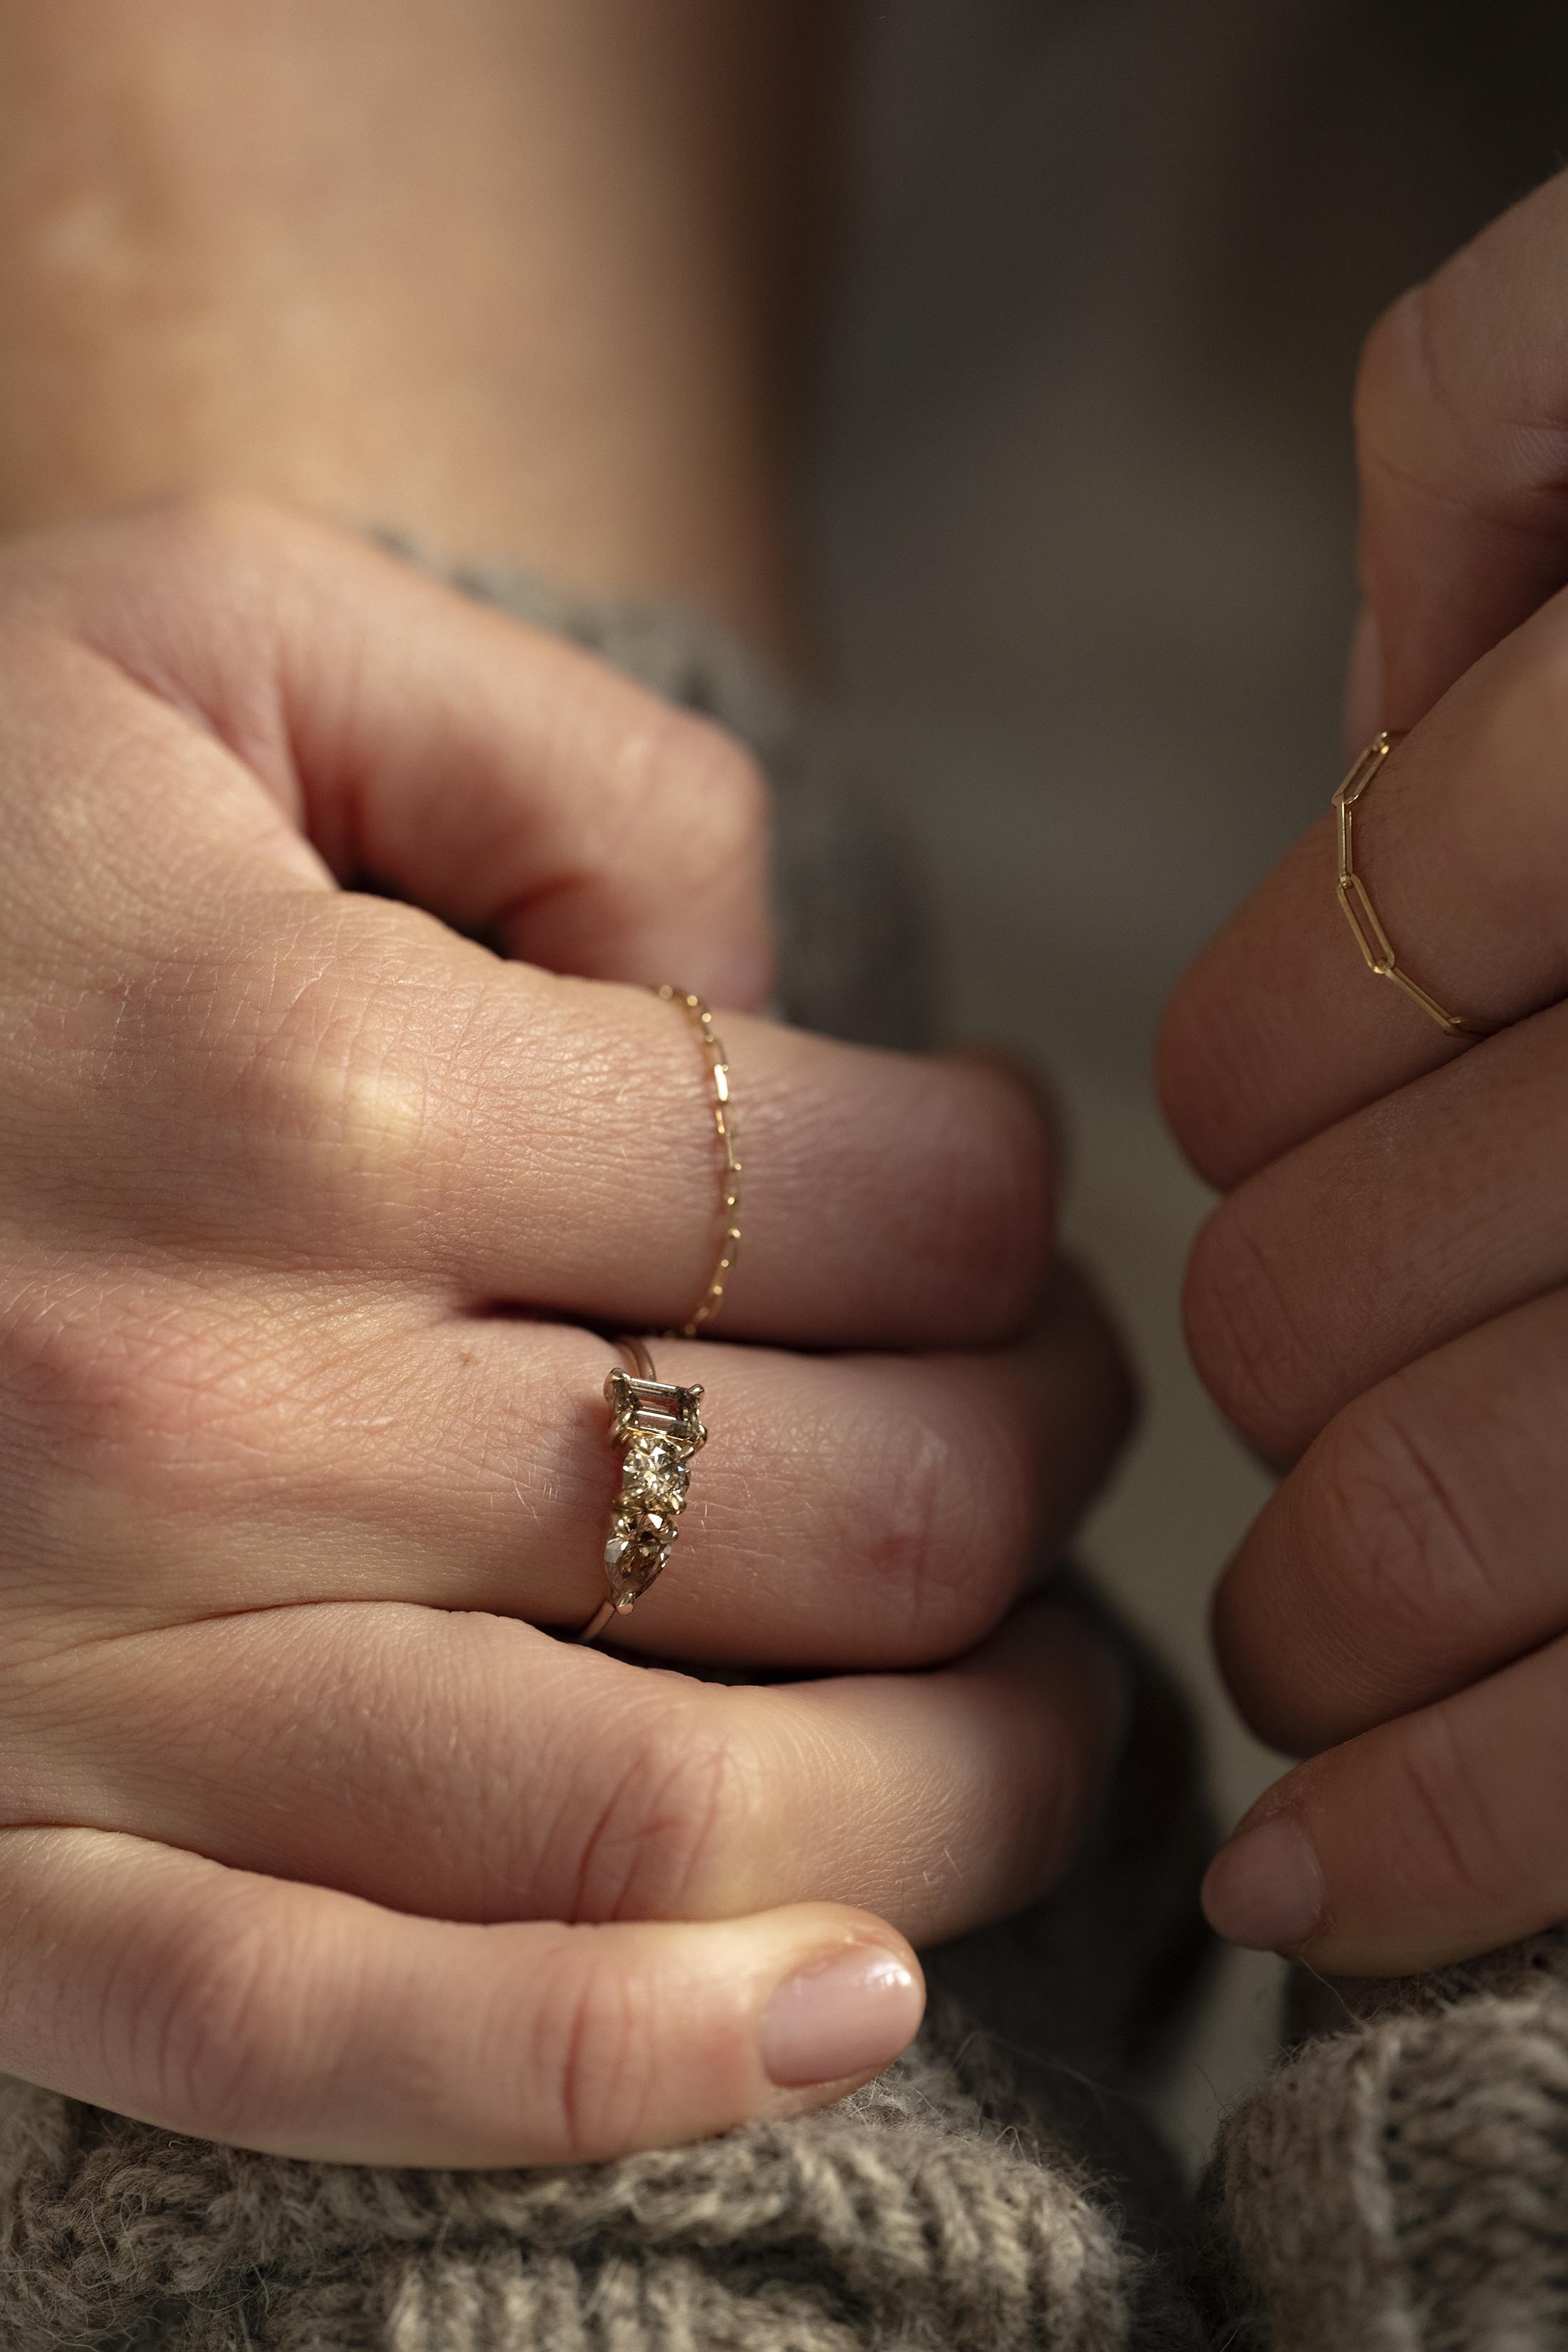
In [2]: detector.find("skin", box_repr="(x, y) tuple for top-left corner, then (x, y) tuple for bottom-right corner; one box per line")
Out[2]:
(0, 0), (826, 665)
(1160, 162), (1568, 1975)
(0, 6), (1136, 2162)
(0, 496), (1131, 2159)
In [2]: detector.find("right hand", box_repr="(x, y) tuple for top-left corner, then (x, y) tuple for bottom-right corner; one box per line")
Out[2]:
(1158, 160), (1568, 1982)
(0, 499), (1134, 2167)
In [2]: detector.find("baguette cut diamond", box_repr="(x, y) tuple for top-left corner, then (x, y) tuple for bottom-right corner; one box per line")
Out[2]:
(601, 1365), (706, 1612)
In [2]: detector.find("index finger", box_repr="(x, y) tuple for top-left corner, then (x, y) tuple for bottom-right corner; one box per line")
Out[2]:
(1202, 1628), (1568, 1975)
(1159, 589), (1568, 1189)
(4, 498), (774, 1007)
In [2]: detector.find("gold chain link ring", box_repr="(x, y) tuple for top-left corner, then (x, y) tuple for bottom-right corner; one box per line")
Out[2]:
(1333, 731), (1498, 1040)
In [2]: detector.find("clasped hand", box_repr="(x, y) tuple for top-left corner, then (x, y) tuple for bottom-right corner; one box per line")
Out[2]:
(1164, 164), (1568, 1977)
(0, 500), (1131, 2165)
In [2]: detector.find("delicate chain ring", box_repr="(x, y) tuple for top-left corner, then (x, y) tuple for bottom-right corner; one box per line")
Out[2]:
(657, 985), (742, 1336)
(1333, 731), (1498, 1041)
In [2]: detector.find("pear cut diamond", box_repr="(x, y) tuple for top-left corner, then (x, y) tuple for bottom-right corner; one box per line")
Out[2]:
(597, 1365), (708, 1614)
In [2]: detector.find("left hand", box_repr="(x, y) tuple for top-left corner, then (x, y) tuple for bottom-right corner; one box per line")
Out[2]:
(1161, 164), (1568, 1976)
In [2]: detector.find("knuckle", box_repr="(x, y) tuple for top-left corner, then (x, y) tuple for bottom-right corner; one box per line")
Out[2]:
(64, 491), (298, 603)
(139, 1886), (284, 2140)
(1389, 1705), (1517, 1915)
(835, 1397), (1027, 1655)
(1485, 608), (1568, 818)
(911, 1073), (1055, 1339)
(1352, 286), (1428, 458)
(0, 1277), (240, 1505)
(1182, 1195), (1318, 1456)
(572, 1702), (761, 1922)
(644, 708), (770, 838)
(1302, 1398), (1496, 1677)
(1152, 974), (1213, 1167)
(525, 1931), (659, 2160)
(183, 910), (459, 1217)
(129, 489), (298, 566)
(624, 708), (771, 890)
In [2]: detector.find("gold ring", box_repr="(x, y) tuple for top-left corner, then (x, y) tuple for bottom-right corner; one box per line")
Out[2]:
(573, 1337), (708, 1646)
(1333, 731), (1498, 1040)
(657, 986), (741, 1336)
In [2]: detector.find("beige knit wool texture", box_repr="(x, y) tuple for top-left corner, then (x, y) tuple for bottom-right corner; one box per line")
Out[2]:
(0, 2048), (1137, 2352)
(1198, 1927), (1568, 2351)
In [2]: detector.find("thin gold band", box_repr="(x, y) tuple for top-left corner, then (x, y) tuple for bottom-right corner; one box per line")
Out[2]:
(657, 985), (741, 1337)
(574, 1598), (618, 1647)
(1333, 731), (1498, 1040)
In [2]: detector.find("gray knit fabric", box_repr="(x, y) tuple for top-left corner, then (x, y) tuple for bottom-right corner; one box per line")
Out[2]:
(0, 581), (1210, 2351)
(0, 2041), (1168, 2352)
(1196, 1928), (1568, 2351)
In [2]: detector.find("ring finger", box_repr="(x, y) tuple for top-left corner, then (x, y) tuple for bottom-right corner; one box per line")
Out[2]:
(35, 1266), (1129, 1667)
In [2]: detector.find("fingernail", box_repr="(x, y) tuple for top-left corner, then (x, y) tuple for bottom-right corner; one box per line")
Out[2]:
(1202, 1814), (1325, 1953)
(1344, 602), (1384, 751)
(761, 1944), (924, 2088)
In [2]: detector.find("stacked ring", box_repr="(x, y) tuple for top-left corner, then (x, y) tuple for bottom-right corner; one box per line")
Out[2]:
(569, 984), (736, 1645)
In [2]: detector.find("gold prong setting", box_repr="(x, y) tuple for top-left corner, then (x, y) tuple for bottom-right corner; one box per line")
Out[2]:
(600, 1365), (707, 1614)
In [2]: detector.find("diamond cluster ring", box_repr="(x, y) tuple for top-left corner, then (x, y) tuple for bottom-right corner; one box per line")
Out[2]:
(573, 1337), (708, 1646)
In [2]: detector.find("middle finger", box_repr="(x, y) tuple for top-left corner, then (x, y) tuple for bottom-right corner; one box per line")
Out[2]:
(54, 905), (1057, 1353)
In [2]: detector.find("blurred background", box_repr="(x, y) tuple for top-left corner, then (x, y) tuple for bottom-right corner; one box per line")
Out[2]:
(817, 0), (1568, 2160)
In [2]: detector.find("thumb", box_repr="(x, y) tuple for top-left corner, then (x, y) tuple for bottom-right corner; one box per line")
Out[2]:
(0, 1826), (924, 2165)
(1352, 165), (1568, 738)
